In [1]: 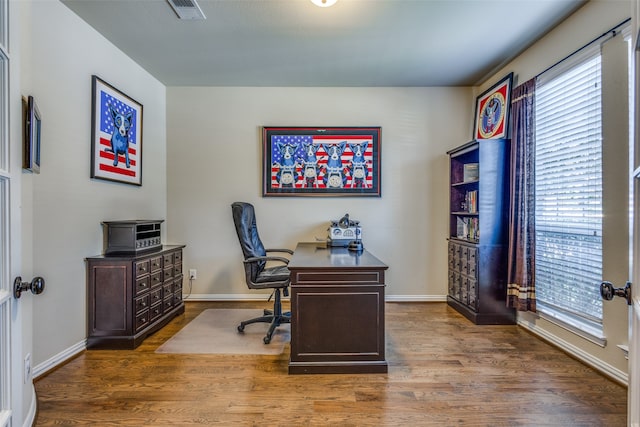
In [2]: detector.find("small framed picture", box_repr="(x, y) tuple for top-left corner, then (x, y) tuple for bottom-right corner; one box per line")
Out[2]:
(473, 72), (513, 140)
(262, 126), (381, 197)
(90, 75), (143, 186)
(23, 95), (41, 174)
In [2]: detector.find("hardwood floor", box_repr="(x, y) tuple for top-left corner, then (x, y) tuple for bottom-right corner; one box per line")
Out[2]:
(34, 301), (627, 426)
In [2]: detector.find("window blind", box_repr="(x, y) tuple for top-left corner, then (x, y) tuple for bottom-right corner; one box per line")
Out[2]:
(534, 49), (603, 323)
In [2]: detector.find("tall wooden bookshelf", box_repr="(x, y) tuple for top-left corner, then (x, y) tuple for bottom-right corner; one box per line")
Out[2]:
(447, 139), (515, 325)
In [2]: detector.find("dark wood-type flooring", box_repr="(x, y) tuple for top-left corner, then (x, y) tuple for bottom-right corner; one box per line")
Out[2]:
(34, 301), (627, 426)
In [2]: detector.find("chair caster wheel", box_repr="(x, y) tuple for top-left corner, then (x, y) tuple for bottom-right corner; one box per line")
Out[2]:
(263, 336), (271, 344)
(237, 324), (245, 333)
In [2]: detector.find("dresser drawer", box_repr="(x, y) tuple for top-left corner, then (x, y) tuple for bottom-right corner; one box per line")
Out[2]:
(173, 264), (182, 276)
(135, 276), (150, 295)
(150, 256), (162, 273)
(150, 305), (163, 322)
(173, 292), (182, 306)
(163, 296), (174, 311)
(150, 288), (163, 306)
(135, 260), (150, 278)
(164, 266), (174, 280)
(150, 271), (163, 288)
(163, 253), (174, 266)
(173, 251), (182, 264)
(135, 309), (150, 331)
(173, 277), (182, 295)
(163, 282), (173, 296)
(135, 294), (150, 314)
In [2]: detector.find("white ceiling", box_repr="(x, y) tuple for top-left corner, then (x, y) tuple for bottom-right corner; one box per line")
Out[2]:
(60, 0), (586, 87)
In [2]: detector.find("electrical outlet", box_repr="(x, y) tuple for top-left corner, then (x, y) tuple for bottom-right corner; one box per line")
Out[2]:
(24, 353), (31, 384)
(189, 269), (197, 280)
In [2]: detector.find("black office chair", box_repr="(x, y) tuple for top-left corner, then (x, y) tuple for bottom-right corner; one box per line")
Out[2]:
(231, 202), (293, 344)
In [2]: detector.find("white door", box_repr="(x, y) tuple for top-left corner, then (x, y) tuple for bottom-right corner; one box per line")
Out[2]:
(0, 0), (23, 425)
(630, 3), (640, 425)
(629, 283), (638, 425)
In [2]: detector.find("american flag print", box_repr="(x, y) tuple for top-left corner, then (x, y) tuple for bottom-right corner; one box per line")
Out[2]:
(91, 77), (143, 185)
(269, 134), (374, 189)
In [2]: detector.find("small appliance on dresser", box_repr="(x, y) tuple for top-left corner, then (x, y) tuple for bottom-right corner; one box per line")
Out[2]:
(86, 220), (186, 349)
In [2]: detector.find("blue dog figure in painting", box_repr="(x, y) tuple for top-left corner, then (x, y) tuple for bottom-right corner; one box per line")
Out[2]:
(322, 141), (347, 188)
(347, 142), (369, 188)
(274, 142), (298, 187)
(106, 106), (132, 168)
(299, 142), (320, 188)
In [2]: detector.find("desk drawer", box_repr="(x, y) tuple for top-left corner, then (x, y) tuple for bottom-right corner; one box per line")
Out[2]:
(291, 270), (384, 285)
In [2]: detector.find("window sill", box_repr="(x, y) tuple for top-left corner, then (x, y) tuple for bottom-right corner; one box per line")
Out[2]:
(535, 304), (607, 348)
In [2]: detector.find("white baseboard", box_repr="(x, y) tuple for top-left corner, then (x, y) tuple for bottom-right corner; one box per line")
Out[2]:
(183, 294), (448, 302)
(385, 295), (448, 302)
(518, 317), (628, 386)
(183, 293), (275, 301)
(33, 339), (86, 380)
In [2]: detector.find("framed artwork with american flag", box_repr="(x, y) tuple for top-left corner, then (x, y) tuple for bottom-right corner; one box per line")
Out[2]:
(473, 72), (513, 141)
(262, 126), (381, 197)
(90, 75), (143, 186)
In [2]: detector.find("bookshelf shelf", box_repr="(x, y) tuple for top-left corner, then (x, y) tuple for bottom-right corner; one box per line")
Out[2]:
(446, 139), (515, 325)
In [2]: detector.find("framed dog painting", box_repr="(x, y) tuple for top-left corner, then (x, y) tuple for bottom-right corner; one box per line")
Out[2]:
(262, 126), (381, 197)
(90, 75), (143, 186)
(473, 72), (513, 140)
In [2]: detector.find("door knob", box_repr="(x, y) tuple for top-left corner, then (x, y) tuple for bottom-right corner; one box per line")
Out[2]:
(600, 281), (632, 305)
(13, 276), (45, 299)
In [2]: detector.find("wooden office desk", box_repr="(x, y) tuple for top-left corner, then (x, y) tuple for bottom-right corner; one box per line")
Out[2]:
(287, 242), (389, 374)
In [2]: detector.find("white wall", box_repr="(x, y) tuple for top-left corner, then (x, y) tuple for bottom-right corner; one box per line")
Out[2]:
(479, 0), (632, 379)
(167, 86), (472, 300)
(22, 0), (167, 369)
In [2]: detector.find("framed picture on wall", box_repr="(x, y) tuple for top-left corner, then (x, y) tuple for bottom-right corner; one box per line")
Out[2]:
(262, 126), (381, 197)
(473, 72), (513, 140)
(90, 75), (143, 186)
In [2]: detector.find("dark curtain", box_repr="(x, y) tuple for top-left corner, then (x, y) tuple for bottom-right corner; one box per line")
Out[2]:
(506, 78), (537, 312)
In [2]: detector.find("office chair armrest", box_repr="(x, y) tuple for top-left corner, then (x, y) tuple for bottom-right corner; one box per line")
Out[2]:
(244, 255), (290, 265)
(265, 248), (294, 255)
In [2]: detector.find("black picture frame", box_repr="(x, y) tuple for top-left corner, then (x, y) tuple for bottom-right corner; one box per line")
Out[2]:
(262, 126), (381, 197)
(23, 95), (41, 174)
(473, 72), (513, 140)
(90, 75), (143, 186)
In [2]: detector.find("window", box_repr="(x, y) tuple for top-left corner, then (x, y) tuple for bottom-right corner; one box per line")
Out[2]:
(534, 47), (604, 337)
(533, 27), (633, 342)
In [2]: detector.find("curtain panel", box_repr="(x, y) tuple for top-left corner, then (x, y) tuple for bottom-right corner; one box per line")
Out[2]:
(506, 78), (537, 312)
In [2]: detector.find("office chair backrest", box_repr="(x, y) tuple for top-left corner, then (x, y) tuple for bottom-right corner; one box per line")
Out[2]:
(231, 202), (267, 277)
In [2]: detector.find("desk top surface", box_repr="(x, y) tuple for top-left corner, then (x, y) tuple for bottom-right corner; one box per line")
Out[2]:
(288, 242), (388, 270)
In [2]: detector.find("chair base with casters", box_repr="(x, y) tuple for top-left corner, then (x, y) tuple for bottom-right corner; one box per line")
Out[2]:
(237, 287), (291, 344)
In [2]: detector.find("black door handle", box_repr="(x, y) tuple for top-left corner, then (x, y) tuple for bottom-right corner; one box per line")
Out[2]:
(600, 281), (632, 305)
(13, 276), (45, 299)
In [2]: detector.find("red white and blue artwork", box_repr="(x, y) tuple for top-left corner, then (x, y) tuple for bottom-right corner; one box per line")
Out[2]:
(474, 72), (513, 140)
(263, 127), (381, 197)
(91, 75), (143, 186)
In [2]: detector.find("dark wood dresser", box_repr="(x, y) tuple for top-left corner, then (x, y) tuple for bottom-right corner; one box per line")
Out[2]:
(86, 245), (185, 349)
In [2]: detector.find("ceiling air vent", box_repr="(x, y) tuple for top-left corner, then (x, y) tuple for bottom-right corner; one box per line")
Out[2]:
(167, 0), (206, 20)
